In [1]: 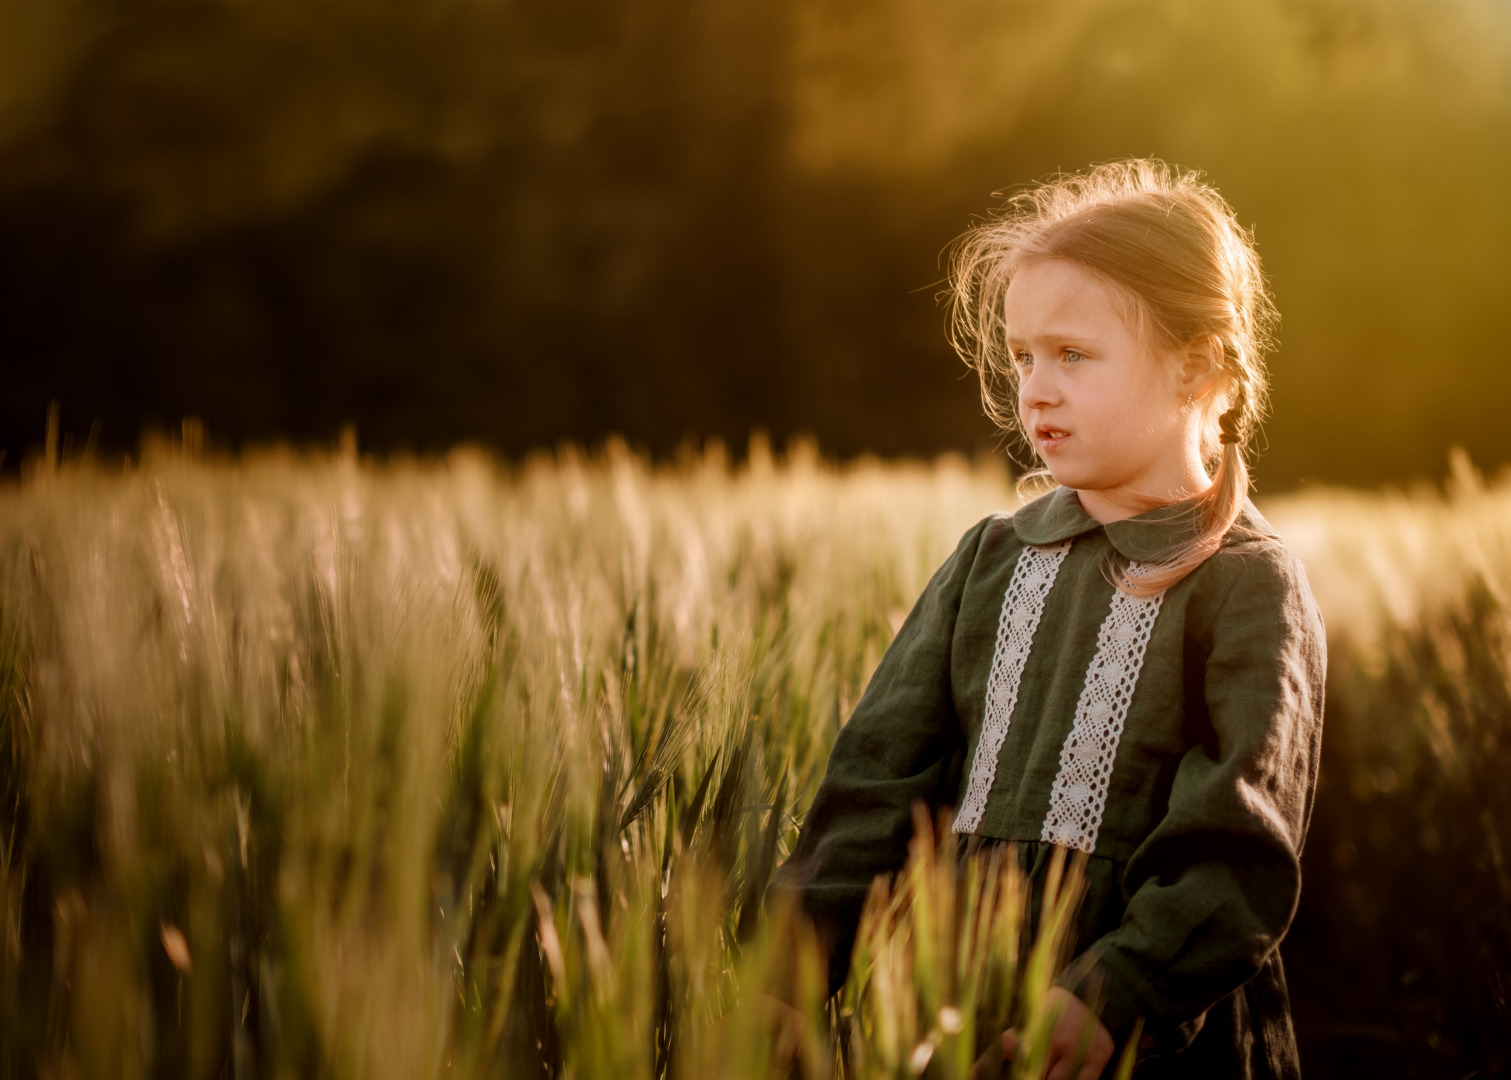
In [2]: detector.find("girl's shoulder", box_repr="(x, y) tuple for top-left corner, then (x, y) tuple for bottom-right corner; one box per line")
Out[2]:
(1208, 500), (1316, 596)
(1180, 501), (1325, 643)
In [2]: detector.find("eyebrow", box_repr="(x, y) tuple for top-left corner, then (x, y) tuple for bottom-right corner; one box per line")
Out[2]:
(1003, 329), (1100, 350)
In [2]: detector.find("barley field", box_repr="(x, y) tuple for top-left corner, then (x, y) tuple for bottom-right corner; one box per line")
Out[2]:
(0, 438), (1506, 1078)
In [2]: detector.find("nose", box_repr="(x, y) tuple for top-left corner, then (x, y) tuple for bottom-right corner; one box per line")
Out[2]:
(1017, 358), (1058, 414)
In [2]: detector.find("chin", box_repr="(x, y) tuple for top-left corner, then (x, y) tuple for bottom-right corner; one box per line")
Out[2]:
(1041, 466), (1091, 490)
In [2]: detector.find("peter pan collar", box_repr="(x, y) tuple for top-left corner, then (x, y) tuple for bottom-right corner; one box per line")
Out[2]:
(1010, 485), (1279, 563)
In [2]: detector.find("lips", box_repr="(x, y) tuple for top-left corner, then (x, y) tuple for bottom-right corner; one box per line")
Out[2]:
(1035, 425), (1070, 452)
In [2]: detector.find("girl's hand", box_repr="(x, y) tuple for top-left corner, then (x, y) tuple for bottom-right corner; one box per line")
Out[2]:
(996, 987), (1114, 1080)
(756, 993), (807, 1076)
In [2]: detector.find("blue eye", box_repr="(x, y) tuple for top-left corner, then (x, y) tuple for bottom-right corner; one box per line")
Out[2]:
(1013, 351), (1034, 370)
(1065, 349), (1086, 363)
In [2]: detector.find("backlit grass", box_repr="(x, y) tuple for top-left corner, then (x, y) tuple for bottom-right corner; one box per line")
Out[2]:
(0, 437), (1506, 1077)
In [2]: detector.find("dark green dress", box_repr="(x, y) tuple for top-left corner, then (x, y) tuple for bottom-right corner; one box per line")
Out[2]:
(771, 487), (1327, 1078)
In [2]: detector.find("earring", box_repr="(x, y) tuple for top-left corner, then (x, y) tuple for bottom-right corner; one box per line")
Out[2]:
(1185, 393), (1193, 408)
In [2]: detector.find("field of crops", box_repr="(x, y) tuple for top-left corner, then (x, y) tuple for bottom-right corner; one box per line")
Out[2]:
(1, 438), (1507, 1078)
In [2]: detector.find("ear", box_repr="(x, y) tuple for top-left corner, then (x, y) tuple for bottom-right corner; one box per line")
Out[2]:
(1176, 335), (1221, 398)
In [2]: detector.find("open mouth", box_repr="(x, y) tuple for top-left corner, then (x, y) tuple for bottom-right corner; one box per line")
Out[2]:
(1036, 426), (1070, 443)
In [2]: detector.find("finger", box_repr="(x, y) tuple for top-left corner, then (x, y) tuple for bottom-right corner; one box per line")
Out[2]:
(1043, 1049), (1074, 1080)
(1072, 1039), (1113, 1080)
(1000, 1028), (1017, 1059)
(772, 1025), (801, 1072)
(1072, 1054), (1103, 1080)
(969, 1038), (1005, 1080)
(773, 1016), (805, 1071)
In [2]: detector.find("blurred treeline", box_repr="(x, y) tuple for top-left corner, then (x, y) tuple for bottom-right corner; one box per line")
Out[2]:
(1, 0), (1509, 487)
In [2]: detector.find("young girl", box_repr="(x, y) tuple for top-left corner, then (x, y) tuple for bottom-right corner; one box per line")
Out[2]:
(771, 161), (1325, 1078)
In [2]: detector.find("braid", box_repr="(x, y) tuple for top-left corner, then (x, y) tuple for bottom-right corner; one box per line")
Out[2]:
(1218, 378), (1250, 447)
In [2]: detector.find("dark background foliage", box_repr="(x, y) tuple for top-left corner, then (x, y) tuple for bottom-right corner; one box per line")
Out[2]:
(2, 0), (1510, 487)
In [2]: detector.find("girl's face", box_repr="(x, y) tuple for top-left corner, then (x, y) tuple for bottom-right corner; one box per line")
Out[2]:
(1004, 258), (1211, 524)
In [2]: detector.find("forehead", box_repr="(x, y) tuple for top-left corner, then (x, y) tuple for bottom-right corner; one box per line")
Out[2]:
(1002, 258), (1136, 342)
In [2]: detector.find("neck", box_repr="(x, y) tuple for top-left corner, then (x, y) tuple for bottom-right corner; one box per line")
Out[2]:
(1075, 459), (1214, 525)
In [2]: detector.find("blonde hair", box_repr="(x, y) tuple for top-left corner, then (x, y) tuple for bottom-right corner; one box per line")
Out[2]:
(946, 160), (1278, 595)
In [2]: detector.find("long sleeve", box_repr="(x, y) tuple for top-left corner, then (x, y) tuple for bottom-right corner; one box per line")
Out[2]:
(1055, 545), (1327, 1056)
(770, 519), (987, 991)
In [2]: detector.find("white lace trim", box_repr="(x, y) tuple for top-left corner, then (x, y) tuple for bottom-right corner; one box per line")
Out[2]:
(953, 541), (1071, 834)
(1040, 565), (1166, 853)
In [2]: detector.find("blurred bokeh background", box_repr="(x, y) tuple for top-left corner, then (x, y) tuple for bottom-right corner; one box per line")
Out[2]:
(2, 0), (1509, 485)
